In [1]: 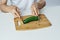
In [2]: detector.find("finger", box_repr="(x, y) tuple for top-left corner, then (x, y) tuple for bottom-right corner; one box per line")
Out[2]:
(15, 12), (20, 18)
(12, 11), (20, 18)
(31, 4), (39, 16)
(31, 6), (36, 16)
(33, 6), (38, 16)
(12, 13), (18, 18)
(35, 8), (39, 16)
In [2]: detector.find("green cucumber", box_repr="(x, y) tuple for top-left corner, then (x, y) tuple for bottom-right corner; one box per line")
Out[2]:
(23, 16), (39, 24)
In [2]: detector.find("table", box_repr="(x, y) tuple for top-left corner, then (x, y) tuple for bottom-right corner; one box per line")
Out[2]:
(0, 6), (60, 40)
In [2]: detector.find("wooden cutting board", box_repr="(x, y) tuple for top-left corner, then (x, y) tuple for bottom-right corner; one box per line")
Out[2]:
(14, 14), (51, 30)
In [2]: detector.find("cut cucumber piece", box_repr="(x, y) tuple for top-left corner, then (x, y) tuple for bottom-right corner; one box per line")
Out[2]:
(23, 16), (39, 24)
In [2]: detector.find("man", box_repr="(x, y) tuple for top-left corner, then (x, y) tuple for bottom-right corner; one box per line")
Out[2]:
(0, 0), (46, 18)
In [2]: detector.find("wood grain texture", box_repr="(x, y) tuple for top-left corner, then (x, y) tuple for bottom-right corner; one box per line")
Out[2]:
(14, 14), (51, 30)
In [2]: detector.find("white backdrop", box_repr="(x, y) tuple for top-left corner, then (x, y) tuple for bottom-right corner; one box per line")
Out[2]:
(46, 0), (60, 6)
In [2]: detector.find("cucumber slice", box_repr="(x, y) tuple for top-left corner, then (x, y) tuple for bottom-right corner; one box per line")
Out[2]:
(23, 16), (39, 24)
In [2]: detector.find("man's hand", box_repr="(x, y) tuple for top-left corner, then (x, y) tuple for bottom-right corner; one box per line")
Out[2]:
(38, 0), (46, 9)
(31, 2), (39, 16)
(31, 0), (46, 16)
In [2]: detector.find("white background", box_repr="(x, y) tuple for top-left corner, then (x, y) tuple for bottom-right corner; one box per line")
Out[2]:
(46, 0), (60, 6)
(0, 0), (60, 40)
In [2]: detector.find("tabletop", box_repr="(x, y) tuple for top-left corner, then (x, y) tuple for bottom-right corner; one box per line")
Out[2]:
(0, 6), (60, 40)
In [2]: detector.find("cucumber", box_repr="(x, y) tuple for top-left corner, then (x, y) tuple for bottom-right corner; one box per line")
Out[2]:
(23, 16), (39, 24)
